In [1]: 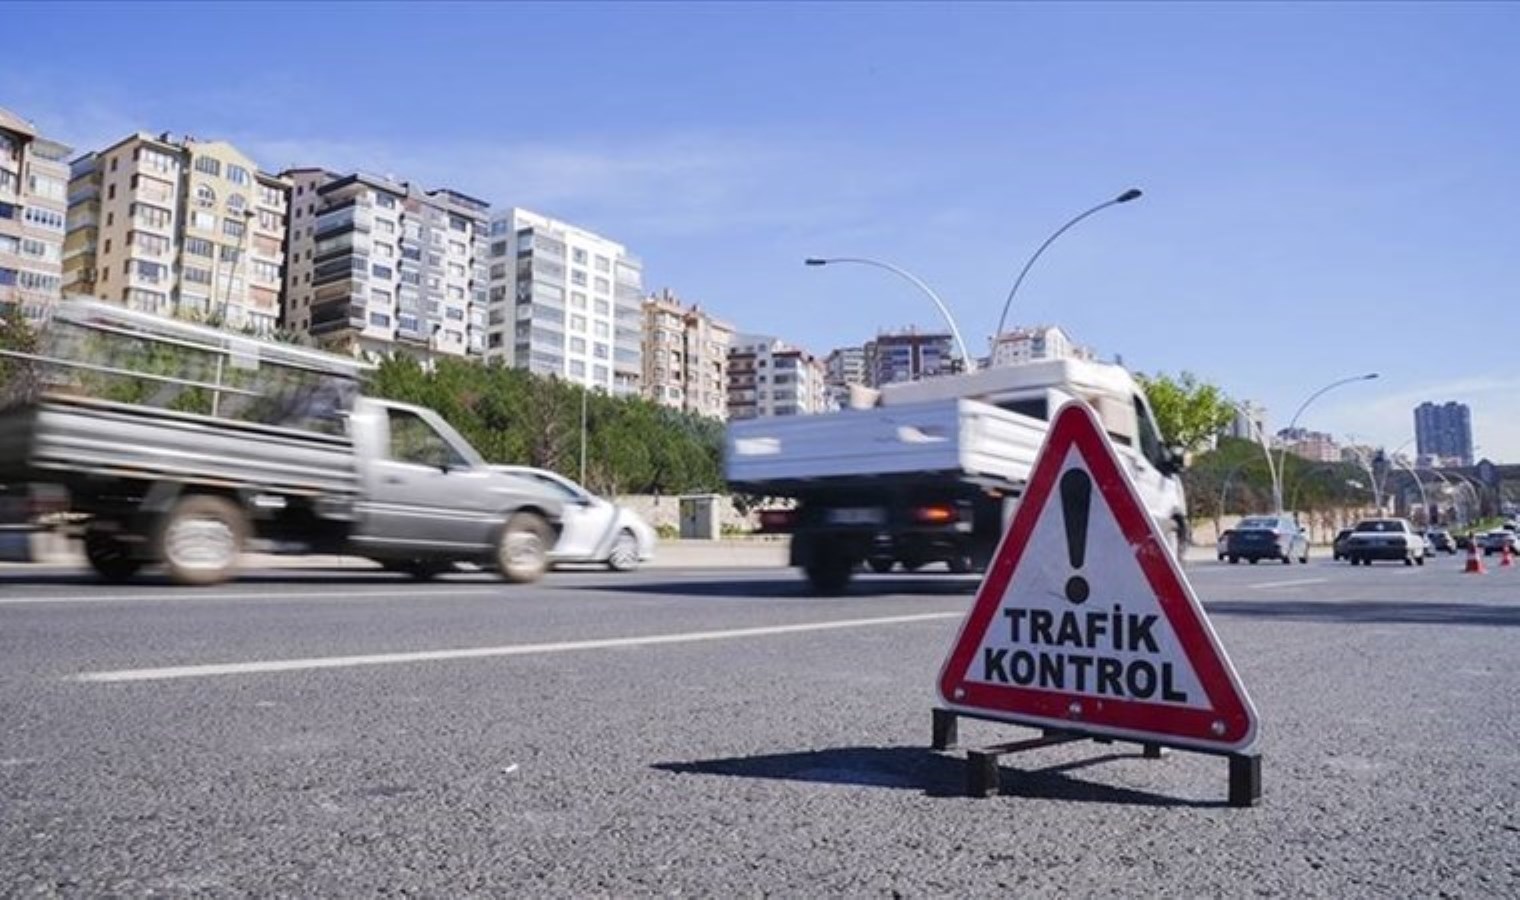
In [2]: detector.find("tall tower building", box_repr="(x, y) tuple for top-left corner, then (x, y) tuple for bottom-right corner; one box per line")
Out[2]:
(282, 169), (488, 358)
(0, 107), (71, 315)
(824, 345), (866, 409)
(1414, 401), (1473, 466)
(486, 209), (643, 396)
(641, 288), (733, 419)
(865, 328), (960, 386)
(63, 132), (288, 333)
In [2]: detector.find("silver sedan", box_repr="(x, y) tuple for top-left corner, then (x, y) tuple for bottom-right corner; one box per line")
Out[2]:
(490, 466), (657, 571)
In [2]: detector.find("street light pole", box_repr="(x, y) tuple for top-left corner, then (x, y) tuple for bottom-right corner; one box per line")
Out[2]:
(804, 257), (975, 372)
(579, 385), (589, 487)
(1275, 372), (1379, 513)
(1232, 401), (1280, 516)
(992, 188), (1143, 347)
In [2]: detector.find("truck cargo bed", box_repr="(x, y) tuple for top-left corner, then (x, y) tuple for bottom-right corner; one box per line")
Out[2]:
(725, 398), (1045, 495)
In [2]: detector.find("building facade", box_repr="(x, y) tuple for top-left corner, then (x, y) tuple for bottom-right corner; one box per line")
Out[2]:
(1277, 426), (1340, 463)
(864, 328), (959, 386)
(1225, 400), (1267, 442)
(64, 133), (288, 333)
(989, 325), (1092, 367)
(641, 288), (733, 419)
(727, 334), (829, 419)
(824, 345), (867, 409)
(282, 169), (488, 358)
(486, 209), (643, 396)
(1413, 401), (1473, 467)
(0, 108), (71, 314)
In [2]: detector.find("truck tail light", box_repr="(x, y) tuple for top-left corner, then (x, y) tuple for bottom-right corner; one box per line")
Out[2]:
(913, 504), (958, 525)
(758, 509), (797, 533)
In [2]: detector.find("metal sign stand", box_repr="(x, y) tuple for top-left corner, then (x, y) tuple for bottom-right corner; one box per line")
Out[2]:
(932, 707), (1262, 807)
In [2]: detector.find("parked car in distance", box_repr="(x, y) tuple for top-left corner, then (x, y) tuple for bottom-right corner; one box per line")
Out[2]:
(1224, 515), (1309, 565)
(1332, 529), (1355, 561)
(1424, 529), (1456, 555)
(1480, 528), (1517, 557)
(1343, 518), (1426, 566)
(1216, 529), (1234, 561)
(491, 466), (656, 571)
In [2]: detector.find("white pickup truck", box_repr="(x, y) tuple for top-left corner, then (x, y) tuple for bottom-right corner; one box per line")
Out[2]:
(726, 357), (1188, 594)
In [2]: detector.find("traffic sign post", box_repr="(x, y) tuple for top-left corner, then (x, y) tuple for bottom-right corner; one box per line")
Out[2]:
(933, 401), (1262, 806)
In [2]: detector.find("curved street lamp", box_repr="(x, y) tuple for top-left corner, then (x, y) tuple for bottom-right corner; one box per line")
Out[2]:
(993, 188), (1143, 345)
(1231, 401), (1281, 516)
(1275, 373), (1379, 512)
(804, 257), (975, 372)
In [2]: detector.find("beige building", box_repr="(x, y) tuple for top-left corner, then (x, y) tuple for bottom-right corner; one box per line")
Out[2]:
(282, 169), (489, 359)
(0, 107), (71, 315)
(727, 334), (829, 420)
(64, 132), (288, 333)
(642, 288), (733, 419)
(989, 324), (1093, 367)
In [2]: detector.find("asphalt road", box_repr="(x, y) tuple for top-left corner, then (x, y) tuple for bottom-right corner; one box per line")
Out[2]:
(2, 554), (1517, 896)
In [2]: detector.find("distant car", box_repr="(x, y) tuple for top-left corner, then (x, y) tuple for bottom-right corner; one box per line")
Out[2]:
(1424, 529), (1455, 555)
(1344, 518), (1425, 567)
(1480, 528), (1517, 557)
(1332, 529), (1355, 561)
(1216, 529), (1234, 561)
(1224, 515), (1309, 565)
(491, 466), (656, 571)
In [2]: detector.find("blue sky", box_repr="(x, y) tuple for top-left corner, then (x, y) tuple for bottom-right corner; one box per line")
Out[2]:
(6, 2), (1517, 459)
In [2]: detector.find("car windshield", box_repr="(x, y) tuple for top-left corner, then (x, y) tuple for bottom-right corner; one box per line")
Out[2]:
(1238, 517), (1278, 529)
(1354, 520), (1404, 533)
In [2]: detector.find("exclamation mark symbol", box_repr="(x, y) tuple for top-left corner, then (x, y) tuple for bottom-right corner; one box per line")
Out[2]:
(1060, 469), (1092, 604)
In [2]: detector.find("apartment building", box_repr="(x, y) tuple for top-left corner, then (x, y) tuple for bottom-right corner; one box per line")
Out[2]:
(727, 334), (829, 419)
(64, 132), (288, 332)
(824, 345), (866, 409)
(1277, 427), (1340, 463)
(486, 209), (643, 396)
(0, 107), (71, 314)
(1413, 401), (1473, 467)
(282, 169), (488, 358)
(642, 288), (733, 419)
(1225, 400), (1268, 442)
(865, 328), (960, 386)
(989, 324), (1093, 367)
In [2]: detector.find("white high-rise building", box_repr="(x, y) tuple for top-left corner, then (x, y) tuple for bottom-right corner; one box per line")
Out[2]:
(727, 334), (829, 419)
(989, 325), (1091, 367)
(486, 208), (643, 396)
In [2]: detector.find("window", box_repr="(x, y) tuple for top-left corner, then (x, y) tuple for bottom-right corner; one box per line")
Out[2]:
(571, 270), (587, 287)
(131, 174), (174, 203)
(374, 194), (396, 209)
(132, 203), (172, 230)
(128, 231), (170, 256)
(572, 248), (588, 265)
(220, 245), (241, 263)
(222, 217), (246, 238)
(446, 307), (464, 321)
(375, 218), (396, 235)
(593, 342), (609, 360)
(257, 209), (280, 231)
(569, 336), (587, 354)
(570, 360), (586, 379)
(127, 260), (167, 283)
(447, 285), (464, 300)
(257, 183), (283, 207)
(370, 287), (392, 305)
(191, 210), (216, 232)
(27, 173), (66, 201)
(369, 312), (391, 328)
(251, 260), (280, 283)
(593, 321), (610, 339)
(139, 147), (176, 174)
(373, 243), (394, 259)
(447, 262), (465, 278)
(386, 410), (466, 469)
(594, 299), (610, 316)
(182, 266), (213, 285)
(594, 255), (610, 273)
(449, 240), (467, 256)
(570, 314), (587, 332)
(226, 164), (250, 186)
(594, 277), (610, 294)
(372, 264), (393, 280)
(449, 215), (468, 233)
(570, 291), (587, 309)
(227, 193), (247, 214)
(194, 156), (221, 177)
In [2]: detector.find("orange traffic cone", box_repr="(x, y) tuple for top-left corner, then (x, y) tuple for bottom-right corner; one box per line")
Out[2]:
(1464, 536), (1487, 574)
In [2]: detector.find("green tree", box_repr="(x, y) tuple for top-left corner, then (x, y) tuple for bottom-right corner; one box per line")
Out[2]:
(1137, 370), (1236, 454)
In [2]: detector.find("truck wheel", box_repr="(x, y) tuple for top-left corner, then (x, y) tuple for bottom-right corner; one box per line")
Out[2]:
(496, 513), (551, 583)
(84, 525), (142, 583)
(804, 550), (854, 595)
(947, 554), (973, 574)
(866, 556), (894, 574)
(159, 494), (246, 586)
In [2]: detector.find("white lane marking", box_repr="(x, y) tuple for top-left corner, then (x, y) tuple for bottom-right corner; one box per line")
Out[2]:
(72, 612), (964, 683)
(0, 587), (506, 607)
(1246, 577), (1329, 590)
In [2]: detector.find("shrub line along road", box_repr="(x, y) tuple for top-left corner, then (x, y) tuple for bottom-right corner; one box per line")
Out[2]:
(1, 555), (1516, 896)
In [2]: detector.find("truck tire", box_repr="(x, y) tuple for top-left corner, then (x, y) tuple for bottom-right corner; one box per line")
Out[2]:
(496, 512), (551, 583)
(804, 549), (854, 596)
(866, 556), (894, 574)
(84, 525), (142, 583)
(159, 494), (246, 586)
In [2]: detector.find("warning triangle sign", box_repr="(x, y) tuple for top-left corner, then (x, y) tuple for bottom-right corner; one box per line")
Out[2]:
(937, 401), (1259, 752)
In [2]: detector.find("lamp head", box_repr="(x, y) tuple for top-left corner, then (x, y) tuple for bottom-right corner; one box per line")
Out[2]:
(803, 258), (827, 267)
(1116, 188), (1143, 203)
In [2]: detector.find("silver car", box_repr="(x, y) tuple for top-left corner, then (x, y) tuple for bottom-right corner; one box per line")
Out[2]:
(491, 466), (657, 571)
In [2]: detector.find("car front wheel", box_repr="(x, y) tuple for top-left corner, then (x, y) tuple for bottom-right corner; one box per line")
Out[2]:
(496, 513), (551, 583)
(606, 529), (641, 572)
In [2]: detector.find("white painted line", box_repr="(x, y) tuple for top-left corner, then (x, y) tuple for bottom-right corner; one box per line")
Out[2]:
(72, 612), (964, 683)
(0, 587), (506, 607)
(1246, 577), (1329, 590)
